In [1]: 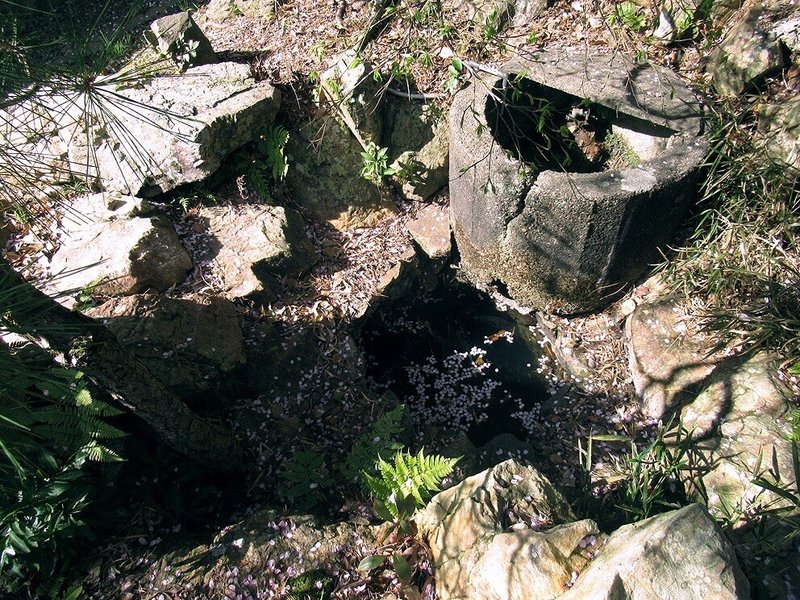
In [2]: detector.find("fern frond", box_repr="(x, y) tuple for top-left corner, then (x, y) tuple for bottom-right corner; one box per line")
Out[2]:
(366, 449), (459, 513)
(281, 448), (330, 509)
(343, 404), (405, 487)
(81, 442), (122, 463)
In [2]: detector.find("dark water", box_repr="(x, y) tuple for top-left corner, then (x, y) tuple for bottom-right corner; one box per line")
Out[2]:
(360, 275), (549, 446)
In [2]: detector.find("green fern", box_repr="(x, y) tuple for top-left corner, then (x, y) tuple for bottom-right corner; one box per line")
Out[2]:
(257, 124), (290, 181)
(364, 449), (458, 518)
(281, 448), (331, 510)
(342, 404), (405, 487)
(0, 343), (124, 589)
(0, 358), (124, 466)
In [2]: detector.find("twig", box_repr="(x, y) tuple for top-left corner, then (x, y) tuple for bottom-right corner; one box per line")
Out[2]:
(385, 87), (445, 101)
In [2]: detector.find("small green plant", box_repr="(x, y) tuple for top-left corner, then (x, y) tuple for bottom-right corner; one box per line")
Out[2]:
(288, 569), (335, 599)
(604, 132), (640, 168)
(280, 448), (332, 511)
(155, 31), (198, 70)
(363, 449), (458, 522)
(444, 58), (464, 94)
(173, 36), (199, 70)
(669, 0), (714, 41)
(606, 2), (648, 32)
(393, 159), (425, 185)
(342, 404), (405, 487)
(310, 42), (327, 62)
(357, 449), (457, 592)
(257, 124), (290, 182)
(482, 8), (500, 41)
(74, 276), (105, 311)
(389, 54), (415, 82)
(611, 423), (697, 521)
(225, 123), (289, 198)
(360, 142), (396, 182)
(174, 187), (216, 213)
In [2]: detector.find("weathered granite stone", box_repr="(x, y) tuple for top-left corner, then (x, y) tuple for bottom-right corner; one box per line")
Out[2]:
(49, 193), (191, 299)
(758, 97), (800, 173)
(417, 459), (588, 600)
(450, 48), (706, 313)
(58, 62), (280, 197)
(144, 11), (217, 68)
(385, 97), (450, 201)
(708, 0), (799, 95)
(626, 301), (721, 419)
(203, 0), (275, 22)
(679, 353), (797, 526)
(562, 504), (750, 599)
(458, 0), (549, 30)
(321, 50), (383, 149)
(285, 116), (395, 229)
(406, 203), (452, 262)
(194, 204), (317, 299)
(626, 301), (797, 528)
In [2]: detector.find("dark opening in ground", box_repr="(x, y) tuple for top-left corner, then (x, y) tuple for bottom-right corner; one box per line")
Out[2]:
(486, 77), (614, 173)
(360, 274), (549, 447)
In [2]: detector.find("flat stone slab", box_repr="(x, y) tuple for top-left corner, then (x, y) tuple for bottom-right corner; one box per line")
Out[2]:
(450, 48), (707, 313)
(626, 301), (721, 419)
(406, 203), (452, 261)
(88, 293), (245, 395)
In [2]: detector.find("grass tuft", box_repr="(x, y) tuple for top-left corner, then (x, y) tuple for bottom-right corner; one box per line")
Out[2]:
(659, 98), (800, 365)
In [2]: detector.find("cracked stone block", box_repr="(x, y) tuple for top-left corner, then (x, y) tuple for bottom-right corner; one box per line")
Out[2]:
(449, 48), (707, 313)
(49, 193), (192, 299)
(55, 62), (280, 197)
(144, 12), (218, 68)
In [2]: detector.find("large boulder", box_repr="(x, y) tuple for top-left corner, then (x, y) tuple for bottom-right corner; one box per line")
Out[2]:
(626, 301), (797, 527)
(449, 48), (706, 313)
(57, 62), (280, 197)
(87, 293), (245, 396)
(417, 459), (594, 600)
(49, 193), (191, 299)
(285, 116), (396, 229)
(385, 96), (450, 201)
(708, 0), (799, 96)
(192, 204), (318, 299)
(562, 504), (750, 599)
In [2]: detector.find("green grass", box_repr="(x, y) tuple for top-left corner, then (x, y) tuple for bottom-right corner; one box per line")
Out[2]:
(659, 98), (800, 365)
